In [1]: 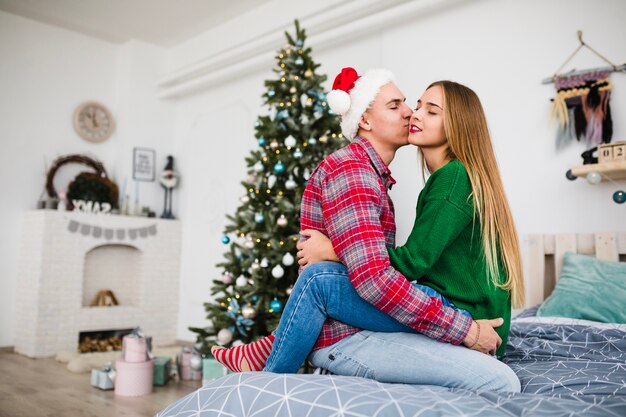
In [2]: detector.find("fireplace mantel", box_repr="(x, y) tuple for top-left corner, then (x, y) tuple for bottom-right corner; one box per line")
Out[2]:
(14, 210), (181, 357)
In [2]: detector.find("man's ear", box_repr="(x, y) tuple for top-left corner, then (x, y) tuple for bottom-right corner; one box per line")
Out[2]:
(358, 115), (372, 131)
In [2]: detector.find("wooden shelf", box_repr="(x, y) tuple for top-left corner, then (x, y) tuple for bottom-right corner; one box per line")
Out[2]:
(570, 160), (626, 181)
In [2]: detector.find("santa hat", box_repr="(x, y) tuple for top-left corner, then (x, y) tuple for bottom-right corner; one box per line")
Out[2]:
(326, 67), (395, 141)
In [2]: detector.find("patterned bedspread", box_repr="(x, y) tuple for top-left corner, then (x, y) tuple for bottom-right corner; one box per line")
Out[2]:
(156, 311), (626, 417)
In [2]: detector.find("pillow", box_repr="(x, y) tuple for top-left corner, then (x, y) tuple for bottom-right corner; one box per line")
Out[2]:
(537, 252), (626, 323)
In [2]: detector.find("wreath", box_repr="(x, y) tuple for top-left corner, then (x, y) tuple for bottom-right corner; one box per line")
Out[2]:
(46, 154), (118, 210)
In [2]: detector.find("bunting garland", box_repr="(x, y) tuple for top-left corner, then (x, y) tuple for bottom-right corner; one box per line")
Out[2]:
(67, 220), (157, 240)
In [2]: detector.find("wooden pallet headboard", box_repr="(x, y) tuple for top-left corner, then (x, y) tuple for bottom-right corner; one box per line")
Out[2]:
(525, 232), (626, 307)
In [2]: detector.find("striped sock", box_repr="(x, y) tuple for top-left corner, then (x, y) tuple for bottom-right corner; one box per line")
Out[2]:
(211, 335), (275, 372)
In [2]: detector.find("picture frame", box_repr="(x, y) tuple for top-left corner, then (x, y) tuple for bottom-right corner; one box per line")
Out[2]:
(133, 148), (155, 182)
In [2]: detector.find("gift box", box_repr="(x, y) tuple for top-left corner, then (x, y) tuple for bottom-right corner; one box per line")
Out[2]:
(122, 334), (149, 363)
(115, 358), (154, 397)
(177, 347), (202, 381)
(202, 358), (228, 384)
(153, 356), (172, 386)
(90, 363), (115, 390)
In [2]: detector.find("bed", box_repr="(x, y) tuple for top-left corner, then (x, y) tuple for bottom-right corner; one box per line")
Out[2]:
(156, 232), (626, 417)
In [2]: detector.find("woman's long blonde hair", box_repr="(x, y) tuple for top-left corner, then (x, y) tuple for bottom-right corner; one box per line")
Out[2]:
(420, 81), (524, 308)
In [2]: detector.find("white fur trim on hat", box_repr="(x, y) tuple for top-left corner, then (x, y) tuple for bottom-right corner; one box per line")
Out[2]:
(340, 69), (395, 141)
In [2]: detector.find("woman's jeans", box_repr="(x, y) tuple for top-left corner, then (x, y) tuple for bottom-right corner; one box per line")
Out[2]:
(264, 261), (520, 393)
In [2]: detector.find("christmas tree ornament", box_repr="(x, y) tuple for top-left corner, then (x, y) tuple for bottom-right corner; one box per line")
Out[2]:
(319, 135), (328, 143)
(269, 299), (284, 313)
(271, 264), (285, 278)
(267, 175), (277, 188)
(258, 137), (266, 146)
(285, 286), (293, 295)
(253, 161), (264, 172)
(268, 90), (275, 97)
(293, 149), (303, 159)
(222, 274), (234, 285)
(295, 57), (304, 66)
(236, 276), (248, 287)
(289, 86), (297, 94)
(254, 212), (265, 223)
(216, 328), (233, 345)
(277, 214), (288, 227)
(251, 259), (261, 272)
(240, 195), (250, 203)
(221, 235), (230, 244)
(244, 238), (255, 249)
(251, 295), (259, 303)
(296, 39), (304, 47)
(282, 252), (295, 266)
(284, 135), (297, 148)
(304, 168), (311, 180)
(586, 172), (602, 185)
(273, 161), (286, 174)
(308, 138), (317, 146)
(285, 177), (297, 190)
(254, 121), (260, 128)
(270, 140), (279, 149)
(242, 305), (258, 319)
(304, 69), (313, 78)
(276, 110), (289, 119)
(613, 190), (626, 204)
(260, 258), (269, 267)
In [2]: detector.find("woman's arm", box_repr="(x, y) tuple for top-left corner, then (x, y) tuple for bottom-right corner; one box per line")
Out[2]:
(296, 229), (339, 266)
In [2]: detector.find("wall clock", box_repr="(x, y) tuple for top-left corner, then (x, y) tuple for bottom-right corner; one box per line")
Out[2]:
(73, 101), (115, 143)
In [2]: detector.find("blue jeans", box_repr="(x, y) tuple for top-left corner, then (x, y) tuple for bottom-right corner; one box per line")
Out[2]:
(264, 261), (520, 392)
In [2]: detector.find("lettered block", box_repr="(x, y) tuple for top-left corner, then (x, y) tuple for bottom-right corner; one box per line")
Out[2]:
(613, 143), (625, 161)
(598, 144), (614, 163)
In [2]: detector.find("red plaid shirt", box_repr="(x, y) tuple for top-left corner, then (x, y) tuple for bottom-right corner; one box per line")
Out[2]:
(300, 137), (472, 350)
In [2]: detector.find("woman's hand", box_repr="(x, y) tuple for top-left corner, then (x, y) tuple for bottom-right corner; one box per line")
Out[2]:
(462, 318), (503, 356)
(296, 229), (339, 267)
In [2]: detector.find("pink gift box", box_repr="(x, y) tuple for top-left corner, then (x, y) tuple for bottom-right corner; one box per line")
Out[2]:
(177, 350), (202, 381)
(122, 335), (148, 363)
(114, 359), (154, 397)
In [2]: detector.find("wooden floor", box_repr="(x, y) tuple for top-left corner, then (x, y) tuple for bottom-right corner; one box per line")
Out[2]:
(0, 348), (202, 417)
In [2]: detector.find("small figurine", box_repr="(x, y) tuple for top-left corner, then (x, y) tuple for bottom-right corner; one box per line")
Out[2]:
(159, 156), (179, 219)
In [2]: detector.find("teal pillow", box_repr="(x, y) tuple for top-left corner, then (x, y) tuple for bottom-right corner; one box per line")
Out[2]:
(537, 252), (626, 323)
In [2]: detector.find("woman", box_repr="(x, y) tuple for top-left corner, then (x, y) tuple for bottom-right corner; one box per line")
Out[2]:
(212, 81), (524, 391)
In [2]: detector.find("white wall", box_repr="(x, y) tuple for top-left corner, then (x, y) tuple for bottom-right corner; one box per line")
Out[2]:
(170, 0), (626, 341)
(0, 11), (174, 346)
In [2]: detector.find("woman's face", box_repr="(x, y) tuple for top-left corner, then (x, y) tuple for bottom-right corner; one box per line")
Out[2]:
(408, 85), (446, 148)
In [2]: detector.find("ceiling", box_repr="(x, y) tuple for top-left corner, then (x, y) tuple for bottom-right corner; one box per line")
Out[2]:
(0, 0), (272, 47)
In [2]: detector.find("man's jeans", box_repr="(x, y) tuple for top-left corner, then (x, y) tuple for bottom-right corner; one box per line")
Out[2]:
(264, 261), (520, 393)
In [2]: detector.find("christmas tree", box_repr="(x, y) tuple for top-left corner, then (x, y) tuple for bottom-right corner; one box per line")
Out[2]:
(190, 20), (347, 354)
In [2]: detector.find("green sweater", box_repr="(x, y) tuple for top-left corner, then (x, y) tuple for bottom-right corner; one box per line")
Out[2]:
(388, 160), (511, 356)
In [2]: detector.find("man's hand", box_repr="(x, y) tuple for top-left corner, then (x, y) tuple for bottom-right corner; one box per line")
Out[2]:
(462, 318), (503, 355)
(296, 229), (340, 266)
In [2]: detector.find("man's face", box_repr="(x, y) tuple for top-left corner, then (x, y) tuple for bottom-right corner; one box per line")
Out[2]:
(360, 82), (412, 148)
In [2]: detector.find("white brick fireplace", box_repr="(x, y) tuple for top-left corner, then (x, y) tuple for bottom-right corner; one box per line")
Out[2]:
(14, 210), (181, 357)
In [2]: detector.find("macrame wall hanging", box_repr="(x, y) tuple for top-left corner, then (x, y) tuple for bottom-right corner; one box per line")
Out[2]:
(543, 31), (626, 150)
